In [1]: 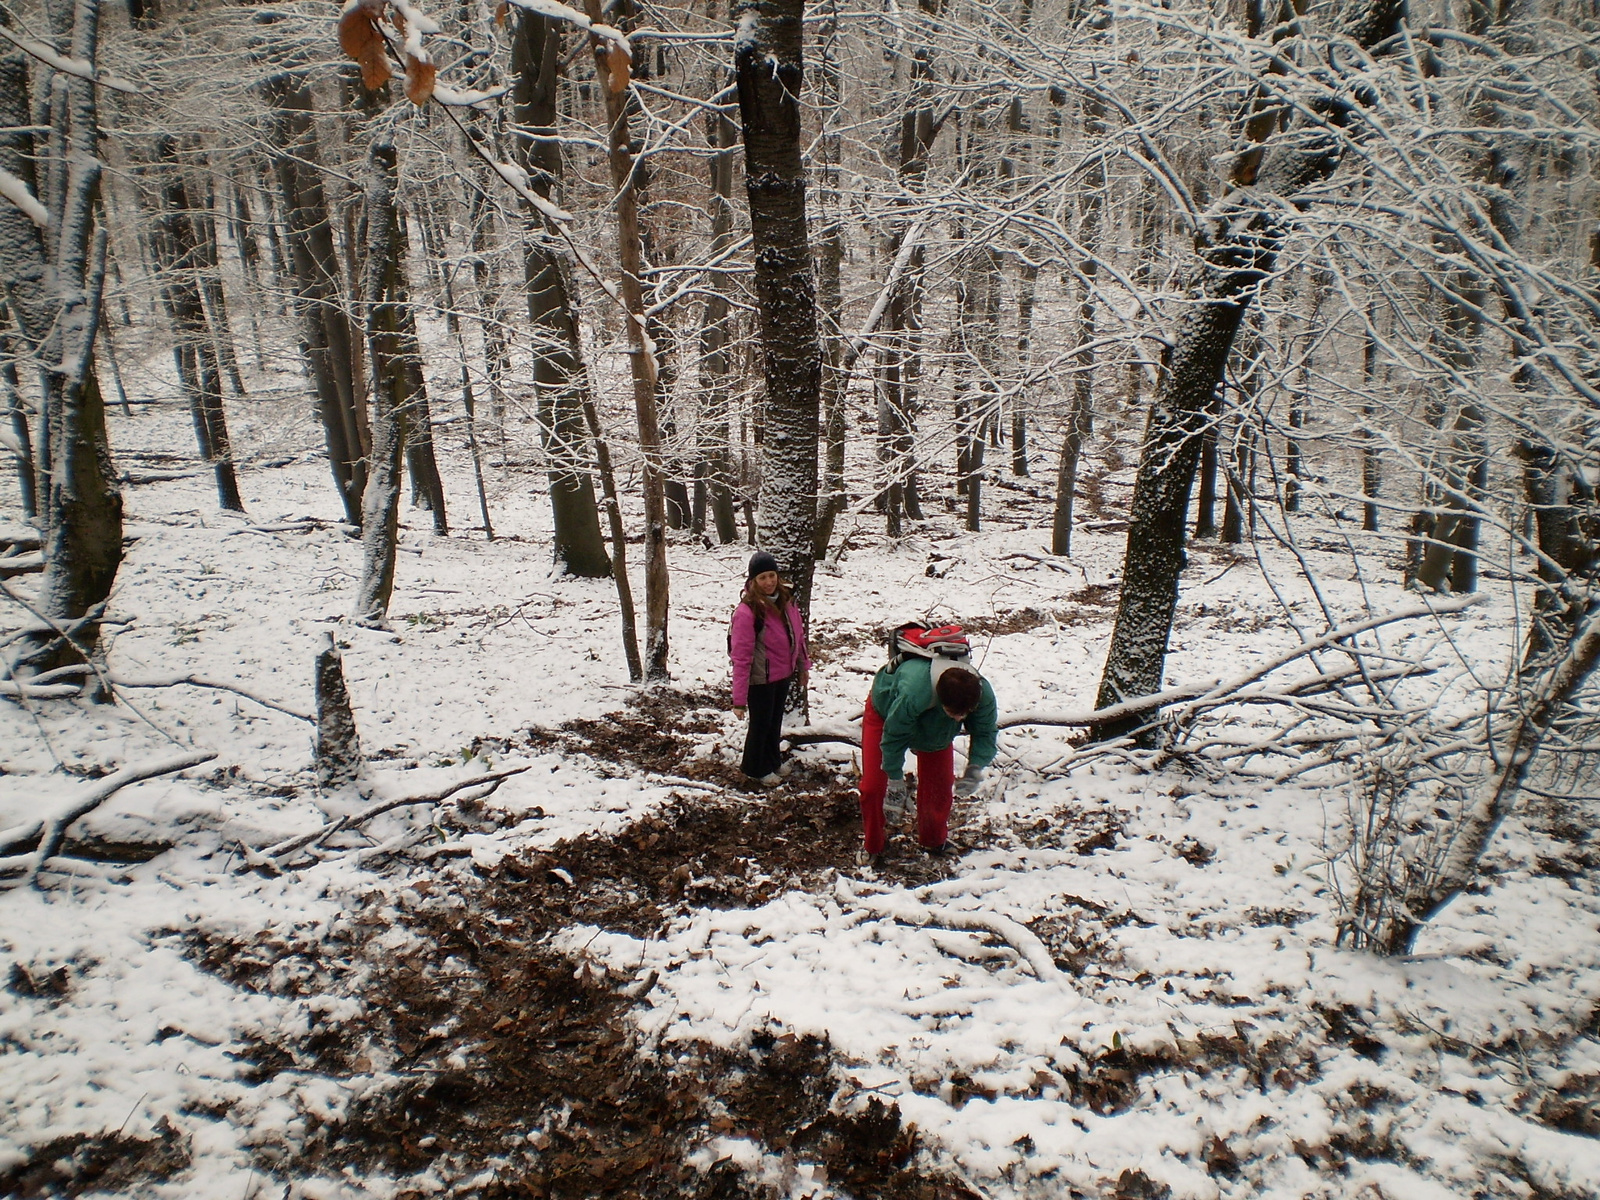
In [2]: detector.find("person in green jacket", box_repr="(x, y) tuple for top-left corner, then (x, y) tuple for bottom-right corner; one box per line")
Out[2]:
(857, 655), (998, 864)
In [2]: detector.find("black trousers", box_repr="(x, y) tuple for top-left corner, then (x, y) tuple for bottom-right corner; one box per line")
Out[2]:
(741, 677), (791, 778)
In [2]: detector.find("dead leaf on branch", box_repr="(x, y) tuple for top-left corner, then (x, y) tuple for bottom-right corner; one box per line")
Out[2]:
(404, 55), (436, 105)
(338, 0), (393, 90)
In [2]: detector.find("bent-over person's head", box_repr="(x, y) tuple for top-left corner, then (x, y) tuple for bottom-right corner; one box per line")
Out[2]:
(936, 668), (981, 720)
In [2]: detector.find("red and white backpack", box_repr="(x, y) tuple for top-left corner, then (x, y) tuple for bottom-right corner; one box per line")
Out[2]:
(886, 622), (972, 676)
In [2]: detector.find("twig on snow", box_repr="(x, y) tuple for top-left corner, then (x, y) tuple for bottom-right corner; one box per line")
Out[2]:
(250, 765), (533, 869)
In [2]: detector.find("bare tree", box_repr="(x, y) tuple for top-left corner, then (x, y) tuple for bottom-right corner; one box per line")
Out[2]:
(510, 8), (609, 577)
(733, 0), (822, 613)
(0, 0), (124, 677)
(1091, 0), (1407, 741)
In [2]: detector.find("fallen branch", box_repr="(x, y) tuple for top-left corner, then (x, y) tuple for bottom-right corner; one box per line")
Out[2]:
(0, 750), (217, 888)
(250, 765), (533, 869)
(0, 681), (80, 699)
(0, 552), (42, 578)
(1003, 597), (1482, 731)
(112, 673), (313, 722)
(834, 877), (1068, 986)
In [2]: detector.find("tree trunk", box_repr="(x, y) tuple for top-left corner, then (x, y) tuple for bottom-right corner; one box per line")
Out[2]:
(698, 71), (742, 546)
(396, 289), (447, 534)
(352, 131), (411, 626)
(263, 72), (367, 527)
(1, 355), (37, 518)
(193, 186), (247, 400)
(149, 137), (243, 512)
(1090, 0), (1406, 742)
(1013, 263), (1037, 477)
(1516, 438), (1596, 665)
(1050, 104), (1104, 557)
(584, 3), (672, 677)
(0, 0), (123, 676)
(575, 321), (645, 682)
(811, 0), (847, 558)
(511, 11), (611, 576)
(314, 631), (363, 788)
(734, 0), (823, 617)
(1360, 313), (1381, 531)
(439, 259), (495, 540)
(1194, 425), (1219, 539)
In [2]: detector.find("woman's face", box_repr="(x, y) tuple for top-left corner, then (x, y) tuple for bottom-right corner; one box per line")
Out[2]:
(754, 570), (779, 595)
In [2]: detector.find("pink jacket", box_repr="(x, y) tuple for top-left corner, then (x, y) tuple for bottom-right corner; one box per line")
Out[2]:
(729, 599), (809, 706)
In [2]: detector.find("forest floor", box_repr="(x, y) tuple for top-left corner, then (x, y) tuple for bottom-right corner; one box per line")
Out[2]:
(3, 388), (1600, 1200)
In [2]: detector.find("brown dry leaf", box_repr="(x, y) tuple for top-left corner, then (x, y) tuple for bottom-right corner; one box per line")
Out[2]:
(338, 2), (393, 90)
(494, 0), (508, 23)
(404, 55), (436, 105)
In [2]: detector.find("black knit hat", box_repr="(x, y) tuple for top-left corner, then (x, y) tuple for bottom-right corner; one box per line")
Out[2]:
(747, 551), (779, 580)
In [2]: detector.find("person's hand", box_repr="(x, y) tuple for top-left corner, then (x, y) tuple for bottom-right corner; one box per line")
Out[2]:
(797, 669), (809, 690)
(954, 765), (985, 798)
(734, 706), (748, 719)
(884, 777), (910, 823)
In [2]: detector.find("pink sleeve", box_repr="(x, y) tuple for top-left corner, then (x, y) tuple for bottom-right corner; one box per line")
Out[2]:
(729, 604), (756, 706)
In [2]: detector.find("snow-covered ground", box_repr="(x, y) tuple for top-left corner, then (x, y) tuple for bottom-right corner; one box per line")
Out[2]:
(3, 386), (1598, 1199)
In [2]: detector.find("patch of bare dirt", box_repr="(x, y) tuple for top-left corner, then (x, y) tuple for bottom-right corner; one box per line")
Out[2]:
(0, 1117), (191, 1198)
(179, 687), (993, 1197)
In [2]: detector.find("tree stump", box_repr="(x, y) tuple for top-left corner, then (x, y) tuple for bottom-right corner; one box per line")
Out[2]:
(314, 633), (362, 788)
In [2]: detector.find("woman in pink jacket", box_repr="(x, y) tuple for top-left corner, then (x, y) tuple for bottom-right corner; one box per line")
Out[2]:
(728, 551), (810, 786)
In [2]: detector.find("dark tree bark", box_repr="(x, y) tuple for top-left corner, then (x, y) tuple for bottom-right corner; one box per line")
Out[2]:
(1049, 5), (1107, 554)
(149, 136), (243, 512)
(1516, 439), (1595, 665)
(1195, 431), (1218, 540)
(263, 72), (368, 528)
(192, 186), (247, 401)
(697, 69), (742, 546)
(511, 10), (610, 577)
(314, 632), (362, 787)
(734, 0), (823, 614)
(1013, 262), (1037, 478)
(811, 0), (847, 558)
(1091, 0), (1408, 740)
(0, 0), (122, 675)
(1360, 313), (1381, 531)
(875, 0), (941, 536)
(395, 282), (447, 535)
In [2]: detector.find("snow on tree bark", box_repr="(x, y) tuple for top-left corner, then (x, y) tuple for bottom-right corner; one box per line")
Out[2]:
(733, 0), (822, 612)
(353, 133), (411, 627)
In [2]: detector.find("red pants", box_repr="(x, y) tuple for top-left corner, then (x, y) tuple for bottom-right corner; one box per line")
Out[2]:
(859, 695), (954, 854)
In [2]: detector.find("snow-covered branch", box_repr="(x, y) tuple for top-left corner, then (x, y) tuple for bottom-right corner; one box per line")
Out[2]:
(0, 750), (217, 888)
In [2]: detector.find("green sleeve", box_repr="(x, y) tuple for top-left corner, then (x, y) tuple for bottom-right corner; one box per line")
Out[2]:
(873, 668), (920, 781)
(963, 677), (999, 770)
